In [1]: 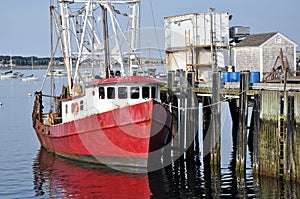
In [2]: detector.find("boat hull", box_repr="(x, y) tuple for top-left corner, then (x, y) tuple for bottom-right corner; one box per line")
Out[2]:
(33, 100), (172, 168)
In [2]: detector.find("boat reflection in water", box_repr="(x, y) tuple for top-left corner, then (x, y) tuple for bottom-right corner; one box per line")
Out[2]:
(32, 148), (152, 198)
(33, 148), (300, 198)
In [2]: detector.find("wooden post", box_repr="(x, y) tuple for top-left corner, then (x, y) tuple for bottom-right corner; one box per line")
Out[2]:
(211, 71), (221, 166)
(236, 71), (249, 173)
(167, 71), (175, 102)
(251, 93), (261, 175)
(179, 70), (186, 160)
(186, 71), (195, 159)
(163, 71), (176, 164)
(229, 98), (239, 151)
(286, 95), (296, 181)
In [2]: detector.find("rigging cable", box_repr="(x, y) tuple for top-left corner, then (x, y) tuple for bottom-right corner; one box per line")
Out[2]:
(149, 0), (162, 59)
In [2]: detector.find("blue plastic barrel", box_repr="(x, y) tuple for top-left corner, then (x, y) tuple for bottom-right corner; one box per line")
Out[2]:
(250, 72), (260, 83)
(230, 72), (240, 82)
(222, 72), (229, 82)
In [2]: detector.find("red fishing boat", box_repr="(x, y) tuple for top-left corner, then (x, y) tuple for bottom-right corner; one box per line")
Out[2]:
(32, 0), (172, 170)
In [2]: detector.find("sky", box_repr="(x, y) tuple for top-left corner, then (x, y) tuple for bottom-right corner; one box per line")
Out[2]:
(0, 0), (299, 57)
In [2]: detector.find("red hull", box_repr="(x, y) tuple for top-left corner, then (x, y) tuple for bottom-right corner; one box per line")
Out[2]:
(33, 99), (172, 168)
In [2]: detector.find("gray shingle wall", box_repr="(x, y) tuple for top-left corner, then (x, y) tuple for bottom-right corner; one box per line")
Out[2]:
(262, 35), (295, 74)
(234, 47), (260, 72)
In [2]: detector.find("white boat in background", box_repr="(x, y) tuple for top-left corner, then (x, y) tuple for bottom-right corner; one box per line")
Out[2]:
(46, 69), (67, 77)
(21, 57), (40, 82)
(0, 55), (24, 79)
(0, 71), (17, 79)
(21, 74), (39, 82)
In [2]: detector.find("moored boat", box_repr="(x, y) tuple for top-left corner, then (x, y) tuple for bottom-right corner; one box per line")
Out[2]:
(0, 55), (24, 79)
(21, 74), (39, 82)
(32, 76), (172, 168)
(32, 0), (172, 170)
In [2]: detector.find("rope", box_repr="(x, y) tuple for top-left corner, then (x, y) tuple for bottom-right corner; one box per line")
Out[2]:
(164, 88), (248, 110)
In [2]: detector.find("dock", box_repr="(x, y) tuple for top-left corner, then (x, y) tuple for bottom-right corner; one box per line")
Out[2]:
(162, 70), (300, 183)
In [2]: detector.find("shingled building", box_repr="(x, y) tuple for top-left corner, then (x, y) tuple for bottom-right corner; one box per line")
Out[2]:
(232, 32), (297, 80)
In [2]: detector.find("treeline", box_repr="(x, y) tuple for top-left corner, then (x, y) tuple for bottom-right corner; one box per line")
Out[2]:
(0, 56), (64, 66)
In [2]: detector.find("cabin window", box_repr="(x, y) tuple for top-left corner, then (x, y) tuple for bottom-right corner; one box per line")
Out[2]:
(92, 90), (95, 96)
(118, 87), (127, 99)
(65, 104), (68, 114)
(130, 87), (140, 99)
(142, 87), (150, 98)
(151, 87), (157, 98)
(80, 100), (84, 111)
(71, 103), (75, 113)
(99, 87), (105, 99)
(107, 87), (115, 99)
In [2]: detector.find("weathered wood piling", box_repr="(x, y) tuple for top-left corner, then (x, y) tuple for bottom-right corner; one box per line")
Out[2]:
(236, 71), (249, 173)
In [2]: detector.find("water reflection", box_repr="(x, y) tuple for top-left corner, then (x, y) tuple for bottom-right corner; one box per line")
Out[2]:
(33, 148), (299, 198)
(32, 148), (151, 198)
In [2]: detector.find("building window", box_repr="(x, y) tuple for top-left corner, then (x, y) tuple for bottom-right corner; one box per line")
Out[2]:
(118, 87), (127, 99)
(275, 36), (281, 44)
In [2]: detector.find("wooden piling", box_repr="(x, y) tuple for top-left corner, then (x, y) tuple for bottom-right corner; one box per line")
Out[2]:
(186, 71), (196, 158)
(236, 71), (249, 173)
(179, 70), (186, 159)
(229, 98), (239, 151)
(285, 94), (297, 181)
(167, 71), (175, 102)
(211, 71), (221, 166)
(251, 93), (261, 175)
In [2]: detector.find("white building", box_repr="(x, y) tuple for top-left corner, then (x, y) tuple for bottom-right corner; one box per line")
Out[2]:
(164, 11), (231, 81)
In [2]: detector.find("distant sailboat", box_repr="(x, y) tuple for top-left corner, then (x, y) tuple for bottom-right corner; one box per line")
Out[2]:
(1, 54), (24, 79)
(21, 57), (39, 82)
(21, 74), (39, 82)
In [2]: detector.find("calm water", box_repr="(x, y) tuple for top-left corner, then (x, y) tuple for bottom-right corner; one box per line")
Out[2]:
(0, 69), (299, 199)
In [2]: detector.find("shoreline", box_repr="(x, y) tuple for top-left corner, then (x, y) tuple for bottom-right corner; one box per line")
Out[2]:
(0, 65), (60, 70)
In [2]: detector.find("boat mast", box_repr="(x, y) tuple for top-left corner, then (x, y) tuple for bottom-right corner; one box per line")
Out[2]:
(129, 0), (139, 68)
(50, 2), (54, 112)
(59, 0), (73, 92)
(9, 52), (13, 71)
(102, 5), (110, 78)
(73, 0), (93, 88)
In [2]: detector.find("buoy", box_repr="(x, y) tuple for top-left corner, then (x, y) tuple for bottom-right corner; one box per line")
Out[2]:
(0, 102), (2, 107)
(27, 93), (32, 96)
